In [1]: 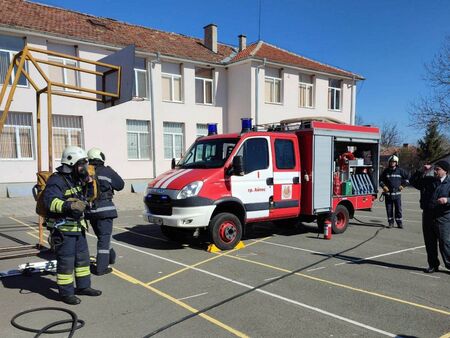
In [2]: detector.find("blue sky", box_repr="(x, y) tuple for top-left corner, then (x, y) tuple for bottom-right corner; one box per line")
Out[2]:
(36, 0), (450, 143)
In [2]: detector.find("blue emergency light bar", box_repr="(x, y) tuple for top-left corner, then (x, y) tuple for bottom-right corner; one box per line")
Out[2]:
(241, 118), (253, 133)
(207, 123), (218, 135)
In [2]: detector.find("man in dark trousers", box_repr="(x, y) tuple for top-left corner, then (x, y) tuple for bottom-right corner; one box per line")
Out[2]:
(87, 147), (124, 275)
(43, 146), (102, 305)
(410, 160), (450, 273)
(379, 155), (410, 228)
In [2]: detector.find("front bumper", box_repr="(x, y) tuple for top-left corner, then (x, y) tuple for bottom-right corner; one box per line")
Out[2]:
(143, 205), (216, 228)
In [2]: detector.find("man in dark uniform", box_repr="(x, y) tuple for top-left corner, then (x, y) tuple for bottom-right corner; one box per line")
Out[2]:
(87, 147), (124, 275)
(410, 160), (450, 273)
(43, 146), (101, 305)
(379, 155), (410, 228)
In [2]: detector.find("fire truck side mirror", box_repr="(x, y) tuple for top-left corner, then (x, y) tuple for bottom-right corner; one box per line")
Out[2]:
(171, 158), (176, 170)
(232, 156), (245, 176)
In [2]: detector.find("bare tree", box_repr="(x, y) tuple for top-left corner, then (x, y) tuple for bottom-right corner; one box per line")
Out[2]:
(380, 121), (402, 148)
(410, 36), (450, 127)
(355, 114), (364, 125)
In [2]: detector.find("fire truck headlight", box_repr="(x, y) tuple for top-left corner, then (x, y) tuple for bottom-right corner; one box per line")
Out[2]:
(177, 181), (204, 199)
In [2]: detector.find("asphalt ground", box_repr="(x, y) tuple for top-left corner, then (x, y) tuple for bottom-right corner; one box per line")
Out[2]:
(0, 188), (449, 338)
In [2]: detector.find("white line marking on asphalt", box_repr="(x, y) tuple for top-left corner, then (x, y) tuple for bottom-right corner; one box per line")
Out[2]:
(353, 214), (422, 224)
(88, 236), (395, 337)
(409, 272), (440, 279)
(235, 253), (257, 257)
(334, 246), (425, 266)
(264, 276), (282, 281)
(307, 267), (326, 272)
(260, 241), (327, 255)
(177, 292), (209, 301)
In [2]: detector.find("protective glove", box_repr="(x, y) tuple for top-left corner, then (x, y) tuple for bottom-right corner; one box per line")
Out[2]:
(63, 198), (87, 219)
(382, 186), (389, 193)
(399, 186), (403, 191)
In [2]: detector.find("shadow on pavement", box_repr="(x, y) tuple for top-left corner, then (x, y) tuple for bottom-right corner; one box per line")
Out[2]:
(1, 273), (59, 301)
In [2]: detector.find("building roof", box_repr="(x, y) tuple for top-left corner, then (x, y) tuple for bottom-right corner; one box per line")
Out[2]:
(0, 0), (363, 79)
(232, 41), (363, 79)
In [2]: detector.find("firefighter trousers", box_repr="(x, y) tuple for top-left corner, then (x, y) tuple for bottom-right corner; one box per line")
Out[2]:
(55, 232), (91, 297)
(91, 218), (116, 273)
(422, 211), (450, 269)
(385, 197), (402, 226)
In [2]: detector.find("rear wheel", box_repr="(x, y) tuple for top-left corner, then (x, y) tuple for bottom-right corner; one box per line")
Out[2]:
(333, 204), (350, 234)
(209, 213), (242, 250)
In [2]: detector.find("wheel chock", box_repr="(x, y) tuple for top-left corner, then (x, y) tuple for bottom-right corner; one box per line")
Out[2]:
(207, 241), (246, 253)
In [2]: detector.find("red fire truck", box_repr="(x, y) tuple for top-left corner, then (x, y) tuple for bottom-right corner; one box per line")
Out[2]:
(144, 118), (380, 250)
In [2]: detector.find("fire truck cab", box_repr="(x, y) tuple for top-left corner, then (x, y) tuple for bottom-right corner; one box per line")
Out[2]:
(144, 119), (380, 250)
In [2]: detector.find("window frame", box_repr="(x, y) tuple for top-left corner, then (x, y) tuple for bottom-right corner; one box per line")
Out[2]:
(0, 123), (34, 160)
(48, 55), (79, 92)
(162, 73), (183, 103)
(0, 48), (29, 88)
(133, 64), (148, 99)
(195, 76), (214, 105)
(52, 126), (83, 160)
(236, 137), (270, 174)
(274, 139), (295, 170)
(298, 75), (314, 108)
(264, 75), (282, 104)
(163, 123), (184, 160)
(196, 123), (208, 138)
(328, 79), (342, 111)
(126, 120), (151, 160)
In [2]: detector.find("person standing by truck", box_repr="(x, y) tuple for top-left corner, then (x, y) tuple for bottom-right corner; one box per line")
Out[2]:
(43, 146), (102, 305)
(379, 155), (409, 228)
(87, 148), (124, 275)
(410, 160), (450, 273)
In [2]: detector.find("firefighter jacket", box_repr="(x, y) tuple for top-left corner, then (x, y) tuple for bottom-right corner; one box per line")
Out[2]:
(379, 166), (409, 199)
(88, 164), (124, 220)
(43, 167), (90, 233)
(410, 172), (450, 219)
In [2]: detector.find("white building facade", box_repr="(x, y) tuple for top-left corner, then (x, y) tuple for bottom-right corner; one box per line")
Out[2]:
(0, 1), (362, 196)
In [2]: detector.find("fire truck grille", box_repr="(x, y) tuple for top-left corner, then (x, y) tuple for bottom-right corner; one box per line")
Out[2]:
(144, 194), (172, 216)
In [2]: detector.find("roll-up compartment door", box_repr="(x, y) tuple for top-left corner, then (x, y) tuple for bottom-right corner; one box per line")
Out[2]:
(313, 135), (333, 212)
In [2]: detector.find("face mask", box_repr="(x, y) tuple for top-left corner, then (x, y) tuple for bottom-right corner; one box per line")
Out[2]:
(75, 161), (89, 181)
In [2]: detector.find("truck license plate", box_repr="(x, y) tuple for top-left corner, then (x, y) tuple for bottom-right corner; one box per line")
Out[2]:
(149, 216), (163, 225)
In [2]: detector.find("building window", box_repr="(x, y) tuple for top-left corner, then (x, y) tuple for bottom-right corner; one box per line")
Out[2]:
(0, 35), (28, 86)
(127, 120), (150, 160)
(299, 74), (314, 108)
(52, 115), (83, 160)
(133, 57), (147, 98)
(0, 112), (33, 159)
(163, 122), (184, 159)
(161, 63), (182, 102)
(195, 68), (213, 104)
(265, 68), (282, 104)
(196, 124), (208, 138)
(48, 57), (78, 90)
(328, 79), (342, 111)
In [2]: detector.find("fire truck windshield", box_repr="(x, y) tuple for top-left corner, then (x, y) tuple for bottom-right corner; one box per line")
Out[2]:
(178, 138), (239, 169)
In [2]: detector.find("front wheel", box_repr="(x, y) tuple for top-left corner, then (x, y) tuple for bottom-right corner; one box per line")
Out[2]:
(209, 213), (243, 250)
(333, 204), (350, 234)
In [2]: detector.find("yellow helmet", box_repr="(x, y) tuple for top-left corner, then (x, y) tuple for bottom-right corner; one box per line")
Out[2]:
(87, 147), (105, 162)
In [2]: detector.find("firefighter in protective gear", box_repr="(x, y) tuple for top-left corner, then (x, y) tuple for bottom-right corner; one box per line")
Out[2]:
(86, 147), (124, 275)
(43, 146), (101, 305)
(379, 155), (410, 228)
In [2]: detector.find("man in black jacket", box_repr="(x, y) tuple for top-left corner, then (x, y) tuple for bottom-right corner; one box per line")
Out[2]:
(87, 148), (125, 275)
(410, 160), (450, 273)
(43, 146), (102, 304)
(379, 155), (410, 228)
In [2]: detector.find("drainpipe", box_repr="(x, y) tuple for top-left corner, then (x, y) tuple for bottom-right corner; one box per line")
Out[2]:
(254, 58), (266, 128)
(148, 52), (160, 178)
(350, 75), (356, 125)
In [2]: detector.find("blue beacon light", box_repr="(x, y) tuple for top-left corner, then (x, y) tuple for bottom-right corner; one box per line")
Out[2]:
(207, 123), (218, 135)
(241, 118), (253, 133)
